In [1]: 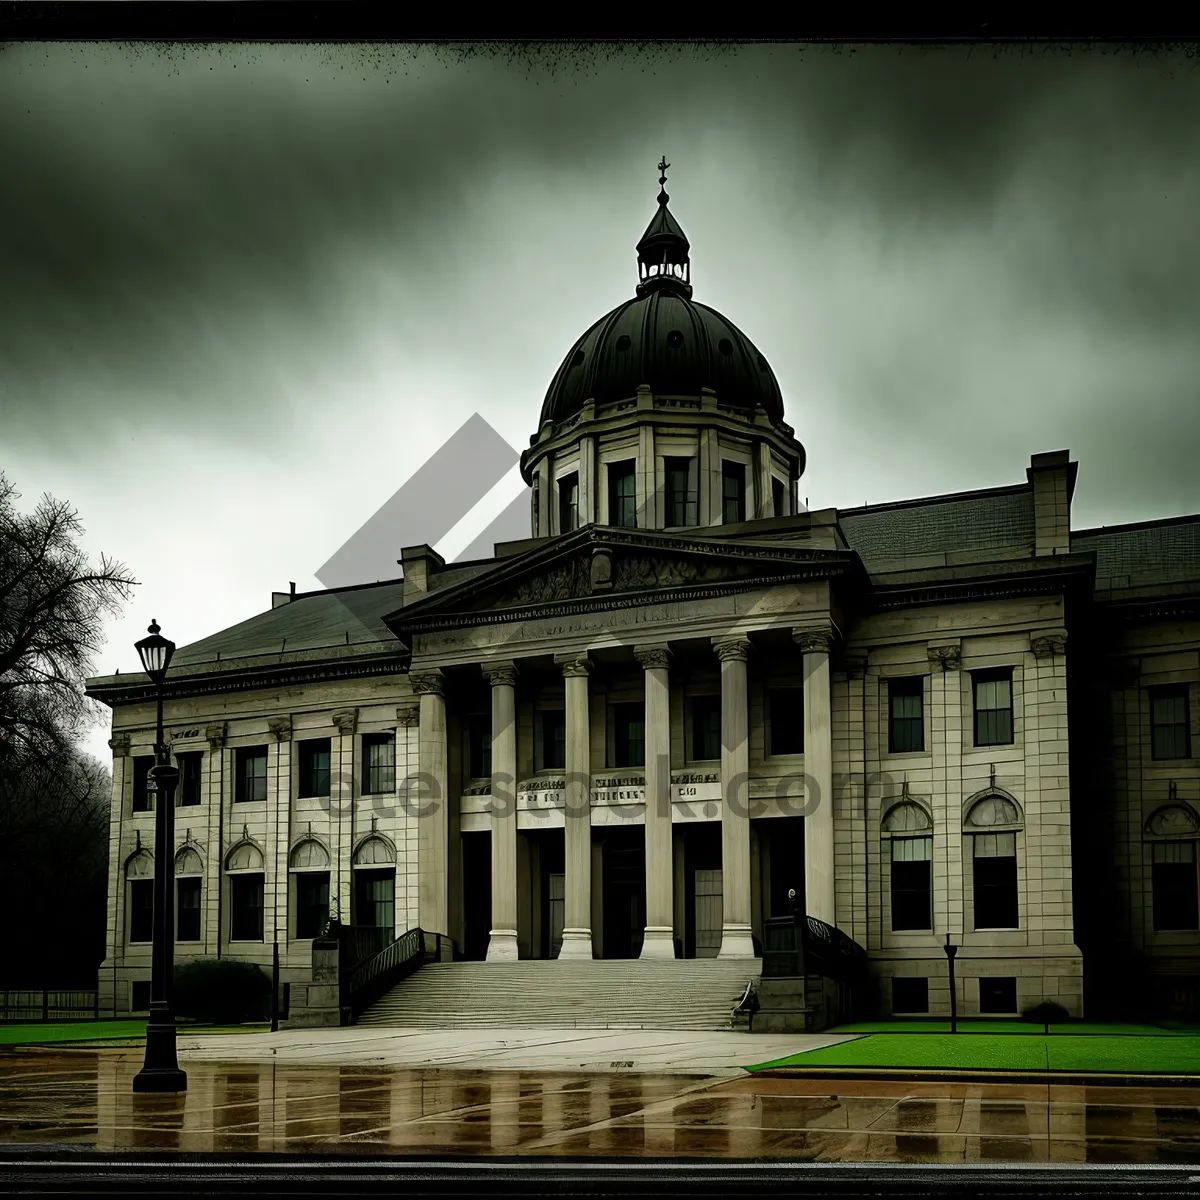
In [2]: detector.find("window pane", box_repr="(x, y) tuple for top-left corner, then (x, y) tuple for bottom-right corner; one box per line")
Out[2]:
(178, 753), (203, 807)
(296, 872), (330, 939)
(889, 678), (925, 753)
(469, 714), (492, 779)
(299, 739), (330, 798)
(132, 756), (155, 812)
(541, 711), (566, 771)
(973, 851), (1018, 928)
(892, 977), (929, 1013)
(1151, 688), (1191, 760)
(129, 879), (154, 943)
(612, 703), (645, 768)
(721, 462), (745, 524)
(974, 670), (1015, 747)
(691, 696), (721, 760)
(979, 977), (1017, 1013)
(608, 461), (637, 528)
(230, 874), (264, 941)
(356, 869), (396, 931)
(177, 878), (202, 941)
(769, 688), (803, 755)
(363, 734), (395, 794)
(1153, 843), (1199, 930)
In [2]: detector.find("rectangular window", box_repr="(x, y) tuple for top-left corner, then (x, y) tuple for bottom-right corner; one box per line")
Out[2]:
(1151, 686), (1192, 760)
(612, 702), (645, 768)
(361, 733), (395, 795)
(558, 471), (579, 534)
(355, 868), (396, 933)
(229, 873), (264, 941)
(129, 878), (154, 943)
(177, 752), (203, 807)
(891, 977), (929, 1014)
(979, 977), (1018, 1014)
(973, 831), (1019, 929)
(131, 980), (151, 1012)
(468, 714), (492, 779)
(608, 460), (637, 528)
(1152, 841), (1200, 931)
(295, 871), (330, 940)
(890, 837), (933, 931)
(721, 461), (746, 524)
(235, 746), (268, 804)
(664, 456), (698, 528)
(888, 677), (925, 754)
(177, 877), (202, 942)
(973, 668), (1014, 747)
(298, 738), (331, 799)
(540, 710), (566, 771)
(691, 694), (722, 761)
(131, 755), (155, 813)
(772, 476), (785, 518)
(768, 687), (804, 755)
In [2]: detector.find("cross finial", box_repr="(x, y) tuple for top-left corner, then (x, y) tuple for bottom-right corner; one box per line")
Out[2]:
(656, 156), (670, 205)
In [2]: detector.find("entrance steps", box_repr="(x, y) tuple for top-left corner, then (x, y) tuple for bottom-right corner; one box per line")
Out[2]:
(357, 958), (763, 1031)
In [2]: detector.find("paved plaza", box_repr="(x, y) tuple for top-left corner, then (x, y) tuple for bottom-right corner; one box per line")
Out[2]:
(3, 1048), (1200, 1163)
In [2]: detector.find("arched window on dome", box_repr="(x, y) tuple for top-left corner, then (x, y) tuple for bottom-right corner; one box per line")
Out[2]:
(1145, 804), (1200, 931)
(964, 794), (1023, 931)
(882, 802), (933, 931)
(125, 850), (154, 945)
(175, 846), (203, 943)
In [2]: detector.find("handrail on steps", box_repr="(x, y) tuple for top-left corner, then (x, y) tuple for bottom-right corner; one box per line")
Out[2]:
(345, 927), (453, 1022)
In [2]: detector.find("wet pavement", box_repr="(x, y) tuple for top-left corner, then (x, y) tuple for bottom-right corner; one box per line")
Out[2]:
(3, 1050), (1200, 1162)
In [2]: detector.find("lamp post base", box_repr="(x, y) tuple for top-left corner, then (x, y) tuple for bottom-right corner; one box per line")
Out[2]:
(133, 1012), (187, 1093)
(132, 1066), (188, 1093)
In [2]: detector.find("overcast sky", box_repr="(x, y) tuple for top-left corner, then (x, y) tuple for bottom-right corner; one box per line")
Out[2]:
(2, 41), (1198, 764)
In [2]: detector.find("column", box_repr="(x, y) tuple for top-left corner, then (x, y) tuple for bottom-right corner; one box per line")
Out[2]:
(557, 653), (594, 959)
(795, 624), (836, 926)
(482, 661), (519, 961)
(928, 642), (962, 943)
(713, 636), (755, 958)
(636, 645), (675, 958)
(332, 709), (358, 926)
(411, 671), (449, 944)
(396, 704), (421, 936)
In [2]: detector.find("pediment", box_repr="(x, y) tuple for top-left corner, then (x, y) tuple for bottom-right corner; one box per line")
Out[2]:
(387, 527), (853, 635)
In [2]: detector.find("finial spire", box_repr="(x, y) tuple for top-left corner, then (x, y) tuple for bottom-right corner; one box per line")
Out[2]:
(656, 156), (670, 205)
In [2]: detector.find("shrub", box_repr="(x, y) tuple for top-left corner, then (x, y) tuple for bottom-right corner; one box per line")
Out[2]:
(173, 959), (271, 1024)
(1023, 1000), (1070, 1033)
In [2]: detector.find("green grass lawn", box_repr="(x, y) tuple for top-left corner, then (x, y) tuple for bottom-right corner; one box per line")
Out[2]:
(0, 1020), (270, 1046)
(750, 1031), (1200, 1075)
(825, 1019), (1179, 1037)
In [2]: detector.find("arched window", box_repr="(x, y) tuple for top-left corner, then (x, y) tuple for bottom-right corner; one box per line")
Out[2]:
(882, 802), (933, 932)
(965, 794), (1023, 930)
(353, 836), (395, 866)
(225, 841), (264, 942)
(125, 851), (154, 944)
(353, 836), (396, 937)
(289, 838), (330, 940)
(175, 847), (203, 943)
(1145, 805), (1200, 931)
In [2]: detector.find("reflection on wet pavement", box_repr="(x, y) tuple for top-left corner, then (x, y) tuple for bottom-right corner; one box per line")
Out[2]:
(2, 1050), (1200, 1163)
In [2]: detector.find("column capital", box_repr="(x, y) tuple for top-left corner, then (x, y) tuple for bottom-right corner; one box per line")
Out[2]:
(712, 635), (751, 663)
(1030, 629), (1068, 658)
(481, 660), (519, 688)
(792, 624), (836, 655)
(634, 644), (671, 671)
(555, 651), (592, 678)
(927, 642), (962, 672)
(268, 716), (292, 743)
(205, 722), (227, 750)
(108, 732), (131, 758)
(396, 703), (420, 728)
(332, 708), (358, 736)
(409, 670), (446, 697)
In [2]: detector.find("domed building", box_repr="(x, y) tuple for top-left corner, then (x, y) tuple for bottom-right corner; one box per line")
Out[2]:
(88, 171), (1200, 1032)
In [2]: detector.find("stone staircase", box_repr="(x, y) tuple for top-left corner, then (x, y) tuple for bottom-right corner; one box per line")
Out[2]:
(356, 958), (763, 1031)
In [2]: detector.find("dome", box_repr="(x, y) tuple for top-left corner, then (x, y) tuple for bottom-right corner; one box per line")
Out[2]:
(538, 160), (785, 431)
(539, 290), (786, 429)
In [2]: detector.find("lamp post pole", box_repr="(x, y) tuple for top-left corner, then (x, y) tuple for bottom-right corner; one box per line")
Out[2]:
(944, 933), (959, 1035)
(133, 620), (187, 1093)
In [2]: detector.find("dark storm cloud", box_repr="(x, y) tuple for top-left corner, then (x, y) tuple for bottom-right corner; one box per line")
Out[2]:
(2, 41), (1199, 520)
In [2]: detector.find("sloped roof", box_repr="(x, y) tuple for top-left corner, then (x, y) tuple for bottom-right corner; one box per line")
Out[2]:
(1071, 516), (1200, 590)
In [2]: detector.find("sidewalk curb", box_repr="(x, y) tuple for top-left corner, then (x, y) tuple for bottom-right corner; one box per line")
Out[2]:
(751, 1066), (1200, 1087)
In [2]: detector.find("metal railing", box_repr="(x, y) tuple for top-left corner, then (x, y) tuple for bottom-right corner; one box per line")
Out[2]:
(1, 990), (101, 1022)
(761, 913), (868, 984)
(344, 924), (394, 970)
(346, 927), (450, 1021)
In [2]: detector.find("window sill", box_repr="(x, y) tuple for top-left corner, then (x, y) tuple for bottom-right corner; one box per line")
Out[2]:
(232, 800), (268, 806)
(883, 751), (931, 760)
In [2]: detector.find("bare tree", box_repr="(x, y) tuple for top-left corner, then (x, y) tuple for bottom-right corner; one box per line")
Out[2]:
(0, 472), (136, 987)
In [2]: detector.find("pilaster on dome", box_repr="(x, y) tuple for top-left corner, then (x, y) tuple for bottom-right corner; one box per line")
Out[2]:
(636, 157), (692, 299)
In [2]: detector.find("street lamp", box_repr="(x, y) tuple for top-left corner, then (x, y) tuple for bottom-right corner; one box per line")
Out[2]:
(944, 933), (959, 1035)
(132, 620), (187, 1093)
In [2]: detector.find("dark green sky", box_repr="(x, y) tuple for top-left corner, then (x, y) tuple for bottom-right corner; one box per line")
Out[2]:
(1, 42), (1197, 757)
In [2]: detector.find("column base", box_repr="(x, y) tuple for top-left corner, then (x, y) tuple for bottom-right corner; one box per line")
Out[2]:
(485, 929), (519, 962)
(718, 923), (757, 959)
(556, 929), (594, 960)
(639, 927), (677, 959)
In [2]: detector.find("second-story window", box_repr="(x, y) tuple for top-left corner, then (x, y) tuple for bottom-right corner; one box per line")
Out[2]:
(234, 746), (268, 804)
(131, 754), (155, 813)
(608, 460), (637, 528)
(611, 702), (645, 768)
(468, 714), (492, 779)
(664, 456), (698, 527)
(540, 710), (566, 771)
(298, 738), (331, 799)
(973, 668), (1014, 747)
(361, 733), (395, 795)
(772, 476), (785, 517)
(558, 471), (579, 534)
(691, 694), (721, 761)
(768, 687), (803, 755)
(177, 752), (203, 807)
(1151, 685), (1192, 760)
(721, 461), (746, 524)
(888, 677), (925, 753)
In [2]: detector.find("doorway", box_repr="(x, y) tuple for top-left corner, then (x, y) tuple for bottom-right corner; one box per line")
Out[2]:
(683, 821), (722, 958)
(600, 826), (646, 959)
(461, 831), (491, 961)
(756, 815), (806, 919)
